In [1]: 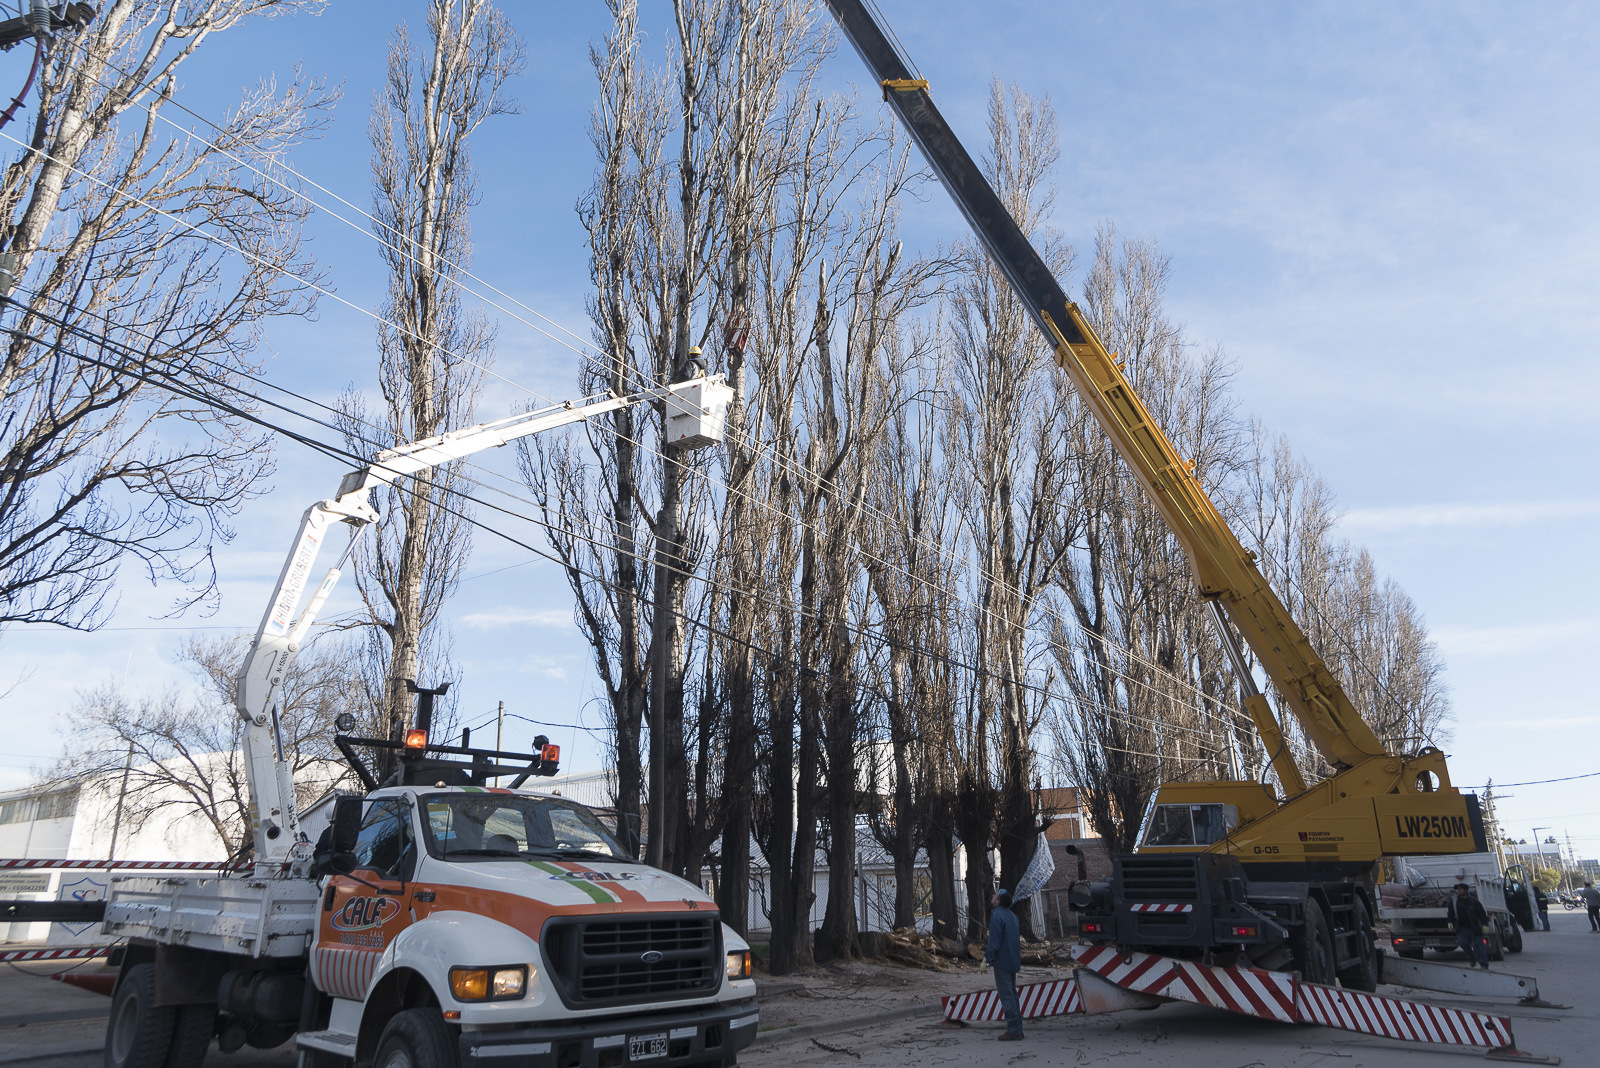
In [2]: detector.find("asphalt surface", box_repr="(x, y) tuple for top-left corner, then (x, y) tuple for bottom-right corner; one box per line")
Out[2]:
(4, 910), (1592, 1067)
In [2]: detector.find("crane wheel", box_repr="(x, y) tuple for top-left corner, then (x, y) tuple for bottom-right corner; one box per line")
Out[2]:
(1335, 900), (1378, 992)
(1291, 901), (1337, 986)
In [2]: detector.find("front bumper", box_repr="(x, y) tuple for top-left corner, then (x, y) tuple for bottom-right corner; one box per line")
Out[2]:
(459, 999), (757, 1068)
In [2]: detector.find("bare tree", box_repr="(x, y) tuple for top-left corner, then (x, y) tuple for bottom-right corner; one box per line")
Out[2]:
(942, 82), (1074, 936)
(340, 0), (524, 755)
(1048, 227), (1248, 852)
(0, 1), (328, 634)
(55, 632), (358, 857)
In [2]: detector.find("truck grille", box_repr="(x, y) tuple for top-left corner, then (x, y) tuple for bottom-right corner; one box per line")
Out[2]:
(542, 915), (720, 1009)
(1118, 855), (1201, 902)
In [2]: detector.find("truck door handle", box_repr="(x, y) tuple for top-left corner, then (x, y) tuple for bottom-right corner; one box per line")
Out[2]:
(323, 884), (336, 912)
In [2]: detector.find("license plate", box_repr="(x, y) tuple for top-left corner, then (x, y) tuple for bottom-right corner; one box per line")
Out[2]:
(628, 1032), (667, 1061)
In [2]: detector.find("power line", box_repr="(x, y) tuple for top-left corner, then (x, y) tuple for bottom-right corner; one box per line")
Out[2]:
(51, 54), (1248, 727)
(2, 303), (1236, 771)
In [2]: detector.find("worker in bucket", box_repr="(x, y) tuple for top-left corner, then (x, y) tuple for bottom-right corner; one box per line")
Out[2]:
(982, 887), (1024, 1040)
(1446, 882), (1491, 968)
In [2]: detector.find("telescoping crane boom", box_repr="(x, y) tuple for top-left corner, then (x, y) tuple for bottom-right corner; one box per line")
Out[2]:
(234, 375), (731, 874)
(822, 1), (1485, 987)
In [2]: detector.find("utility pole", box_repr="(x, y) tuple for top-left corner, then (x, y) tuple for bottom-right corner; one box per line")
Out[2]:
(495, 700), (505, 753)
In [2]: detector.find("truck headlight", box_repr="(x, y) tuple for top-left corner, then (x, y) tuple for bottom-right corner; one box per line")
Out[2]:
(726, 950), (751, 980)
(449, 965), (528, 1001)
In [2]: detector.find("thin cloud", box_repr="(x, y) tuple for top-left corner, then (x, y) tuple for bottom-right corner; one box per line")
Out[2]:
(1340, 500), (1600, 532)
(457, 607), (571, 631)
(1434, 620), (1600, 657)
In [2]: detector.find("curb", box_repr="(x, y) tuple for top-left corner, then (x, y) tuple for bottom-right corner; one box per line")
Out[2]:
(0, 1010), (108, 1028)
(753, 1001), (943, 1045)
(0, 1047), (103, 1066)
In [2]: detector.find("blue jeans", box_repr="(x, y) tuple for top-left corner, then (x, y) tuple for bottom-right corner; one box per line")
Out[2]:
(994, 969), (1023, 1034)
(1456, 928), (1488, 966)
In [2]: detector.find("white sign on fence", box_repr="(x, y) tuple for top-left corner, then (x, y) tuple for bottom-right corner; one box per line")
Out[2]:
(0, 871), (51, 894)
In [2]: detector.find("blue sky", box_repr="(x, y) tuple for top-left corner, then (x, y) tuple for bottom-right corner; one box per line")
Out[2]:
(2, 2), (1596, 861)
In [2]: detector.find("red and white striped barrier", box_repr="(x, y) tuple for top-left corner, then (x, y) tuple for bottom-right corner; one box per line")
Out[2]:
(1296, 981), (1513, 1050)
(1127, 903), (1194, 914)
(0, 859), (229, 871)
(1075, 944), (1297, 1022)
(942, 977), (1082, 1022)
(0, 945), (113, 962)
(1069, 945), (1520, 1053)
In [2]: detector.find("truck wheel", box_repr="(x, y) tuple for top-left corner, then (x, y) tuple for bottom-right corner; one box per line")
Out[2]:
(1487, 925), (1505, 962)
(1507, 920), (1524, 954)
(374, 1009), (458, 1068)
(1292, 902), (1336, 986)
(163, 1005), (215, 1068)
(1335, 900), (1378, 992)
(106, 964), (177, 1068)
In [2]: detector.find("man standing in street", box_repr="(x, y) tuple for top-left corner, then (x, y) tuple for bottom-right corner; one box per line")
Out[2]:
(1447, 883), (1491, 968)
(1581, 880), (1600, 932)
(1533, 884), (1551, 931)
(984, 888), (1024, 1041)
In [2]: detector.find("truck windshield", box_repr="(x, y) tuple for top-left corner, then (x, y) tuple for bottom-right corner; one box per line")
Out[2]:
(1141, 804), (1238, 848)
(421, 793), (626, 861)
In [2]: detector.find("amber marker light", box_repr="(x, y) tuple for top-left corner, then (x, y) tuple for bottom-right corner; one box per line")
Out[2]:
(404, 729), (427, 750)
(541, 743), (560, 763)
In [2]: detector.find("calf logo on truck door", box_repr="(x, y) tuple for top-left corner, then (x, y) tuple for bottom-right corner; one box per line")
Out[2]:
(330, 895), (403, 933)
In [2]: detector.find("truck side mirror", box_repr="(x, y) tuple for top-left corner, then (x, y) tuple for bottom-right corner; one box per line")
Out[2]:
(331, 797), (363, 854)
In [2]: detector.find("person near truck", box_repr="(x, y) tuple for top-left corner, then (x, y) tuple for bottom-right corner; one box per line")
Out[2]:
(1582, 880), (1600, 931)
(983, 888), (1024, 1041)
(1447, 882), (1491, 967)
(1533, 884), (1551, 931)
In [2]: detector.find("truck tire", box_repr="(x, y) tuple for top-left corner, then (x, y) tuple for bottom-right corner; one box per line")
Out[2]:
(1335, 900), (1378, 992)
(1507, 920), (1524, 954)
(1487, 925), (1505, 962)
(163, 1005), (215, 1068)
(106, 964), (176, 1068)
(374, 1009), (458, 1068)
(1291, 901), (1336, 986)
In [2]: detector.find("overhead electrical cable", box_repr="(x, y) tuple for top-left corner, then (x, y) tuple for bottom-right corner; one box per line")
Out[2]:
(2, 304), (1232, 766)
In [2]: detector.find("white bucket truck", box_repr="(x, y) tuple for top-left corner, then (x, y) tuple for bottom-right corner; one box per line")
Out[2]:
(99, 380), (756, 1068)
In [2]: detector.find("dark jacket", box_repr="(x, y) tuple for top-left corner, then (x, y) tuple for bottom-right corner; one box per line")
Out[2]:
(1533, 886), (1549, 912)
(986, 903), (1021, 973)
(1447, 892), (1488, 932)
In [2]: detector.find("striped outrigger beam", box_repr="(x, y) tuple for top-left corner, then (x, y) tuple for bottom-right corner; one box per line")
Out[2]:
(1069, 945), (1519, 1052)
(1075, 944), (1297, 1021)
(0, 945), (112, 962)
(942, 978), (1082, 1021)
(0, 859), (229, 870)
(1127, 903), (1193, 914)
(1296, 981), (1514, 1049)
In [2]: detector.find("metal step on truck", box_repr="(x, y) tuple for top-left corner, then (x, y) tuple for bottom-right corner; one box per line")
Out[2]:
(96, 379), (755, 1068)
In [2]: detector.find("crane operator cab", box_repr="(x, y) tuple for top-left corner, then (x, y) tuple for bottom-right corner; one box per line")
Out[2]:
(1139, 801), (1239, 850)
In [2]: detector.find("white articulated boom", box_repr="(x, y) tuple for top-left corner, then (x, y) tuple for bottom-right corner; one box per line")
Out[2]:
(234, 376), (732, 873)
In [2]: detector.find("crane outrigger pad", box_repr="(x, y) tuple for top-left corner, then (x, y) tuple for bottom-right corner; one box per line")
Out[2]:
(941, 946), (1557, 1061)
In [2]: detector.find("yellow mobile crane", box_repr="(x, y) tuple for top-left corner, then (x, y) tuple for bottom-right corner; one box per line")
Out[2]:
(822, 1), (1486, 989)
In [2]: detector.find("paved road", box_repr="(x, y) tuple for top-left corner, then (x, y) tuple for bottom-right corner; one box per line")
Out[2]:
(747, 910), (1597, 1067)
